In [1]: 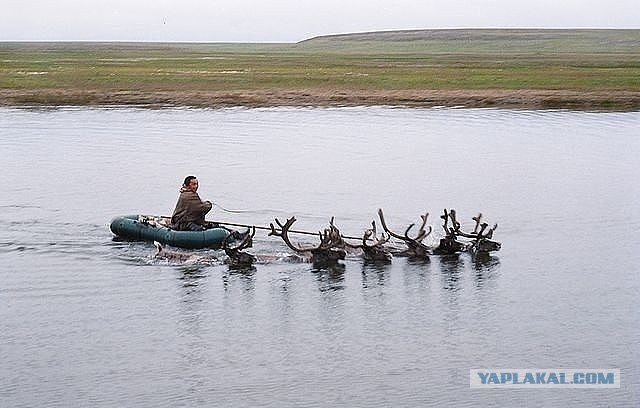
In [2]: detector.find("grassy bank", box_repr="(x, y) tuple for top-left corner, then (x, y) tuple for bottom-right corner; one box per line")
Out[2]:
(1, 29), (639, 110)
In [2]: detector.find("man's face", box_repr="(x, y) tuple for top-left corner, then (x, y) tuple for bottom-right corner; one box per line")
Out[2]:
(187, 178), (199, 192)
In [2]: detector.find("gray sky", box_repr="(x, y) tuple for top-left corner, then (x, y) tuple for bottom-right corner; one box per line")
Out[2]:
(2, 0), (639, 42)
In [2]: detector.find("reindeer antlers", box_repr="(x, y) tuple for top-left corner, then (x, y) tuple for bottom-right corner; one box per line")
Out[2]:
(264, 210), (500, 262)
(448, 211), (498, 240)
(378, 208), (431, 242)
(439, 209), (501, 255)
(269, 217), (308, 252)
(343, 220), (392, 262)
(269, 216), (346, 264)
(223, 227), (257, 267)
(377, 208), (431, 259)
(223, 226), (256, 251)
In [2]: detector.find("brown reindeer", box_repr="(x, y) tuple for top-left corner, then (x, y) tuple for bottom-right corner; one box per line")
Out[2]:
(448, 211), (501, 256)
(222, 226), (257, 268)
(377, 208), (431, 259)
(433, 209), (467, 255)
(154, 241), (219, 264)
(344, 220), (393, 263)
(269, 217), (346, 265)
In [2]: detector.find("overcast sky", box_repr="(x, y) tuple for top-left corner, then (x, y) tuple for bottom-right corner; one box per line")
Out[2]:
(2, 0), (639, 42)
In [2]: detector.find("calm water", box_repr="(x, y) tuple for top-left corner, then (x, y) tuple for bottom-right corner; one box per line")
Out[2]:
(0, 107), (638, 407)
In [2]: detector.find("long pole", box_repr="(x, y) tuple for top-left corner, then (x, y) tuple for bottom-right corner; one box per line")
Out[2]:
(211, 220), (362, 240)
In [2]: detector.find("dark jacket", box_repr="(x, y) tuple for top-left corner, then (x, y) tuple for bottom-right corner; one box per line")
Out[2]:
(171, 187), (212, 230)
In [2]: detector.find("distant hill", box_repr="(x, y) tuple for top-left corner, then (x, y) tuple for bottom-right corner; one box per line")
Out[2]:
(300, 28), (639, 42)
(297, 29), (640, 54)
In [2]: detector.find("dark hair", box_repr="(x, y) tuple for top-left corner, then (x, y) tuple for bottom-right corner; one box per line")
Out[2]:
(183, 175), (197, 186)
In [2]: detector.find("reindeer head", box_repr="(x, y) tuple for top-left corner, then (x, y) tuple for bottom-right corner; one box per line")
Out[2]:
(474, 237), (502, 253)
(432, 209), (467, 255)
(449, 211), (502, 255)
(344, 220), (392, 263)
(269, 217), (346, 265)
(222, 227), (256, 267)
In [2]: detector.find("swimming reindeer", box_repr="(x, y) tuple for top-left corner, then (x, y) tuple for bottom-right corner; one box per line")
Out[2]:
(343, 220), (393, 263)
(222, 226), (257, 268)
(269, 216), (346, 265)
(377, 208), (431, 259)
(154, 241), (219, 264)
(432, 209), (468, 255)
(448, 210), (501, 256)
(431, 209), (501, 256)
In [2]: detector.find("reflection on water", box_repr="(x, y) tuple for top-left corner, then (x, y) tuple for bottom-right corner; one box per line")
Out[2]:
(1, 107), (638, 407)
(222, 268), (256, 292)
(438, 255), (464, 291)
(472, 257), (501, 293)
(360, 262), (390, 288)
(178, 266), (210, 287)
(313, 264), (346, 292)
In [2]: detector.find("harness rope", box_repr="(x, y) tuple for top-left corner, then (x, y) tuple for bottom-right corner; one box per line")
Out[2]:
(167, 201), (362, 239)
(211, 201), (253, 214)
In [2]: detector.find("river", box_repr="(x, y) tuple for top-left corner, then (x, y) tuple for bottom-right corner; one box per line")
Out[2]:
(1, 106), (638, 407)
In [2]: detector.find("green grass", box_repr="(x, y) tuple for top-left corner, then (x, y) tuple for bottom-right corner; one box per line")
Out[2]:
(1, 29), (639, 95)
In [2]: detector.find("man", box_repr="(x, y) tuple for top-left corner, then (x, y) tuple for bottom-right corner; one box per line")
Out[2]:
(171, 176), (212, 231)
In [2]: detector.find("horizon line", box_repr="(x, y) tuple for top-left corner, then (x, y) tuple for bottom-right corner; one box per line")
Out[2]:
(2, 27), (639, 45)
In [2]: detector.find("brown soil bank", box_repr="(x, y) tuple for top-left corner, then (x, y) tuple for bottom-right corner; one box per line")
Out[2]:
(2, 89), (639, 111)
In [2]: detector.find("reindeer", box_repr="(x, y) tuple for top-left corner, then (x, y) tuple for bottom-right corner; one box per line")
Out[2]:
(222, 226), (257, 268)
(154, 241), (219, 264)
(433, 209), (467, 255)
(448, 211), (501, 256)
(269, 216), (346, 265)
(377, 208), (431, 259)
(343, 220), (393, 263)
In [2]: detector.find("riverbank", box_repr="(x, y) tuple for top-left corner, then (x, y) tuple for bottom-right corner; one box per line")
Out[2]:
(2, 88), (639, 110)
(2, 29), (639, 110)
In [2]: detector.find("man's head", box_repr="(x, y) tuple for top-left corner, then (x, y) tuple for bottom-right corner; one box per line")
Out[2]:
(183, 175), (199, 192)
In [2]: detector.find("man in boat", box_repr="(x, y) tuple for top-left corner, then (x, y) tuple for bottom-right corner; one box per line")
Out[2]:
(170, 176), (213, 231)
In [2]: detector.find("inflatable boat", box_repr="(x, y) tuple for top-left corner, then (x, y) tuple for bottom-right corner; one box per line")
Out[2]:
(110, 214), (231, 249)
